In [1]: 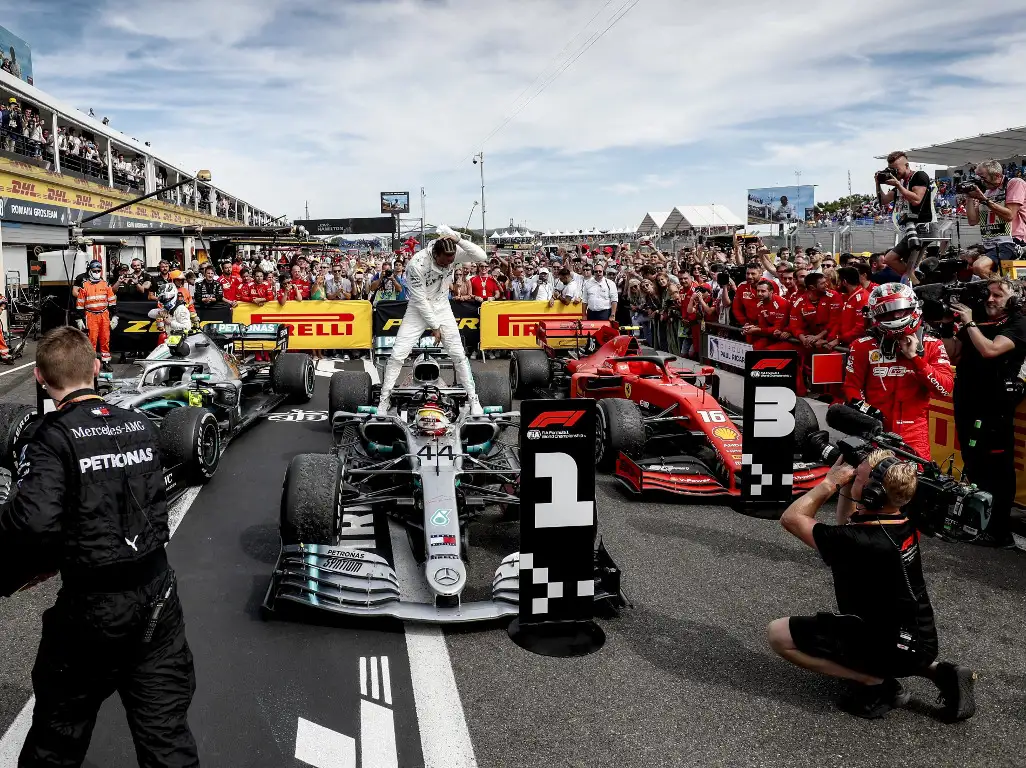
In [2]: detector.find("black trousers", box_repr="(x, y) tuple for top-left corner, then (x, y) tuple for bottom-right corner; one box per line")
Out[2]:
(954, 401), (1016, 539)
(19, 571), (199, 767)
(586, 308), (611, 321)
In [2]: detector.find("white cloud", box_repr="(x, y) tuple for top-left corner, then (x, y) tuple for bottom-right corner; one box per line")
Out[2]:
(17, 0), (1026, 229)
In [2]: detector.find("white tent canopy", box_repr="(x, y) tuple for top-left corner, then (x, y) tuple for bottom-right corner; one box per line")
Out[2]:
(889, 126), (1026, 167)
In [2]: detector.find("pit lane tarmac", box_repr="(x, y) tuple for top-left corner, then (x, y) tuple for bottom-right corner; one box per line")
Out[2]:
(2, 355), (1026, 768)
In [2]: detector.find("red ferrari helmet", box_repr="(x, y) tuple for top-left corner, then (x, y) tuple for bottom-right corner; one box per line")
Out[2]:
(867, 282), (922, 337)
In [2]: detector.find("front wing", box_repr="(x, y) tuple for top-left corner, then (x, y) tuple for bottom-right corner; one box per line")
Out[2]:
(614, 453), (829, 497)
(264, 544), (520, 624)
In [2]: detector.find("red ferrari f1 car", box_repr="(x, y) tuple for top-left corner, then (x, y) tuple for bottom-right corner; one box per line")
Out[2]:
(509, 319), (829, 502)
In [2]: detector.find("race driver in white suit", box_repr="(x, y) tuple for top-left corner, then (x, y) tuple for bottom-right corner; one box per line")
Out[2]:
(379, 225), (488, 415)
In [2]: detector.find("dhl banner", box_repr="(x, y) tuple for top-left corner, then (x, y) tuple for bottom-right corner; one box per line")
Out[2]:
(0, 157), (229, 228)
(927, 393), (1026, 506)
(479, 300), (583, 349)
(232, 300), (373, 350)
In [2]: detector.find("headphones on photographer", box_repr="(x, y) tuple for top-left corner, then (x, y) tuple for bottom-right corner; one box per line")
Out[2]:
(859, 456), (899, 511)
(1001, 278), (1024, 315)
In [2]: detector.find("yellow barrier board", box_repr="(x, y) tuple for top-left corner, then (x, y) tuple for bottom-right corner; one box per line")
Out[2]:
(232, 300), (373, 350)
(927, 392), (1026, 506)
(479, 300), (583, 349)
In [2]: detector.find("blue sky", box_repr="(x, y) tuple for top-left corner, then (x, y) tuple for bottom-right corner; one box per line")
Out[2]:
(3, 0), (1026, 232)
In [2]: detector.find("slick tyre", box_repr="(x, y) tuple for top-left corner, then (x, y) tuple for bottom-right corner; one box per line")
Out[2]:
(596, 398), (645, 471)
(793, 396), (820, 455)
(475, 370), (513, 413)
(159, 407), (220, 485)
(280, 454), (339, 546)
(272, 352), (315, 403)
(329, 370), (373, 419)
(509, 349), (549, 398)
(0, 403), (35, 470)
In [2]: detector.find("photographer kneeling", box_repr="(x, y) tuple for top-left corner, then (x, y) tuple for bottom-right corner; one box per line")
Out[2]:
(768, 452), (975, 721)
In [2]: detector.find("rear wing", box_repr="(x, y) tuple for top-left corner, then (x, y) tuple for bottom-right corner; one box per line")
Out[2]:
(205, 322), (289, 352)
(536, 319), (619, 350)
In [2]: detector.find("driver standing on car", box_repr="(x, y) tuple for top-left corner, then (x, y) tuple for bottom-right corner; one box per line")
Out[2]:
(0, 326), (200, 766)
(378, 225), (488, 415)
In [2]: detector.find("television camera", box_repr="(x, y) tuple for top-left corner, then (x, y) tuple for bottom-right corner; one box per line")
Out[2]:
(802, 403), (993, 542)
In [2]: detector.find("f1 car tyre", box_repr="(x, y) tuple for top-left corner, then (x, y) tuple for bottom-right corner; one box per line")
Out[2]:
(510, 349), (549, 398)
(329, 370), (373, 419)
(272, 352), (315, 403)
(0, 403), (35, 470)
(159, 407), (220, 485)
(475, 370), (513, 413)
(596, 398), (645, 471)
(280, 454), (339, 546)
(793, 396), (820, 454)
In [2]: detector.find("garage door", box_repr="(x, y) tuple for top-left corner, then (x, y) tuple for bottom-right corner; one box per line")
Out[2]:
(1, 222), (68, 246)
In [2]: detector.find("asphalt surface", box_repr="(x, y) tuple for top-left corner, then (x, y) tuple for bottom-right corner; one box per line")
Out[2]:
(0, 348), (1023, 767)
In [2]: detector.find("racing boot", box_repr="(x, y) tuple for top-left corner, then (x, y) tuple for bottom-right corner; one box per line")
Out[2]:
(467, 394), (483, 416)
(378, 395), (393, 414)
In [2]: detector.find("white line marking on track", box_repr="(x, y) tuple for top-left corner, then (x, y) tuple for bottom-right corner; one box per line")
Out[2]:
(0, 482), (204, 764)
(363, 357), (380, 386)
(370, 656), (380, 701)
(381, 656), (392, 706)
(389, 522), (478, 768)
(360, 656), (368, 697)
(0, 699), (33, 767)
(0, 361), (34, 377)
(295, 716), (356, 768)
(359, 700), (398, 768)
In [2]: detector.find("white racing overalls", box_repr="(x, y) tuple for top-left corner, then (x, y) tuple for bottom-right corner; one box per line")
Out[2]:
(379, 236), (488, 411)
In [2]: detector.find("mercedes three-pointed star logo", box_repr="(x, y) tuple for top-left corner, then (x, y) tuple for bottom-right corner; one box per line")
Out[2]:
(434, 567), (461, 587)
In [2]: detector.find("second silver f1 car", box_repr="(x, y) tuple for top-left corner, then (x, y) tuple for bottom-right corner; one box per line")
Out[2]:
(264, 345), (624, 623)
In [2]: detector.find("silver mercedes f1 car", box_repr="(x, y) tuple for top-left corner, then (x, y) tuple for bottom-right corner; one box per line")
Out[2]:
(264, 341), (624, 624)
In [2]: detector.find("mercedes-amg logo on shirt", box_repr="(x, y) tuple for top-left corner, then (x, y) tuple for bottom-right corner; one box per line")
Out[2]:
(433, 567), (461, 587)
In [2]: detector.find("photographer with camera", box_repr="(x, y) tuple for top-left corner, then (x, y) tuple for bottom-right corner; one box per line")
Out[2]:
(942, 277), (1026, 546)
(770, 449), (975, 720)
(843, 283), (953, 459)
(876, 151), (937, 278)
(0, 327), (199, 764)
(962, 159), (1026, 278)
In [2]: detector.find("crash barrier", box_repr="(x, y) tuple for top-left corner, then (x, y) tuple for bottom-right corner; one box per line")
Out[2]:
(231, 300), (373, 350)
(112, 301), (233, 352)
(479, 301), (584, 350)
(373, 300), (481, 352)
(927, 392), (1026, 507)
(701, 320), (847, 388)
(511, 399), (604, 656)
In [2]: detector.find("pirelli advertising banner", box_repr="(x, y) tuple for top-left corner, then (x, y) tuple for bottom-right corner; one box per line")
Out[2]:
(372, 300), (481, 351)
(479, 300), (584, 350)
(231, 300), (373, 350)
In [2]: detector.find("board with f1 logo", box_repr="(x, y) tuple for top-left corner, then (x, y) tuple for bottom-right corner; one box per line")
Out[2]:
(518, 399), (597, 625)
(741, 351), (798, 505)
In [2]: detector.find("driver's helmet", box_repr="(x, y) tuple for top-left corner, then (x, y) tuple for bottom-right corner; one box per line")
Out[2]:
(87, 260), (103, 283)
(157, 283), (179, 311)
(866, 282), (922, 337)
(415, 405), (450, 436)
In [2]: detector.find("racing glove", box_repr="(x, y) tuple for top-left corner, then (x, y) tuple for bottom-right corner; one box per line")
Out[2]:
(436, 224), (460, 242)
(110, 316), (119, 330)
(75, 319), (85, 331)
